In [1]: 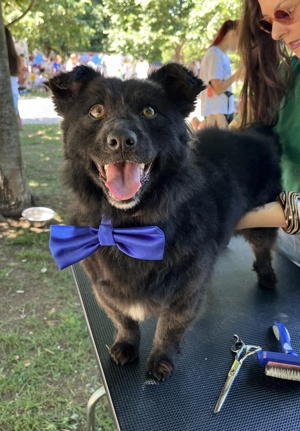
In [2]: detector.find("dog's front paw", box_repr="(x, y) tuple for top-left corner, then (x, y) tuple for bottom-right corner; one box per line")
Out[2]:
(109, 341), (139, 365)
(146, 354), (175, 381)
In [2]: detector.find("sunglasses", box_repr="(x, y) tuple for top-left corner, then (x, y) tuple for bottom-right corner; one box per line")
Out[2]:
(259, 1), (300, 33)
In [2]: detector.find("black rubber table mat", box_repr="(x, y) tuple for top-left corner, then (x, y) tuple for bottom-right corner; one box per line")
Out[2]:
(72, 236), (300, 431)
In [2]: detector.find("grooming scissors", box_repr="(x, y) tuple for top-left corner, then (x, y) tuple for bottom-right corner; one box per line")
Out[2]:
(214, 335), (261, 413)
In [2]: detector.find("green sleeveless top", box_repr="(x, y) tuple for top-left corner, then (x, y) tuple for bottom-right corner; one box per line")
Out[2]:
(273, 56), (300, 191)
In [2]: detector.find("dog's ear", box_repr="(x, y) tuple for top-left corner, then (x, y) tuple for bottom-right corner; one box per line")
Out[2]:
(148, 63), (206, 117)
(45, 65), (99, 114)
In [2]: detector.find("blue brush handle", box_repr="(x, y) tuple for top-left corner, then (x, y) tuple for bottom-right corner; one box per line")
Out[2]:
(272, 321), (297, 356)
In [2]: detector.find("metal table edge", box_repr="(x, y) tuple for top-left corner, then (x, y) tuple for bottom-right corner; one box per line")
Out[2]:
(71, 264), (121, 431)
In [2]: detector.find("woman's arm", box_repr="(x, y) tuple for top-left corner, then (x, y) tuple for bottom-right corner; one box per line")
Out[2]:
(236, 201), (286, 229)
(210, 67), (243, 95)
(199, 113), (229, 130)
(237, 192), (300, 234)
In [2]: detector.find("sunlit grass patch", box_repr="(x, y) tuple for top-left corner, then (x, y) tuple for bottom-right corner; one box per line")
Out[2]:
(0, 122), (116, 431)
(20, 124), (62, 146)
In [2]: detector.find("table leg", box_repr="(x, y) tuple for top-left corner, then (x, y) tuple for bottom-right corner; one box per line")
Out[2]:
(87, 386), (106, 431)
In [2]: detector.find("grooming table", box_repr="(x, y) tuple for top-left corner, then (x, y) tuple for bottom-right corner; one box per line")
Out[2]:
(71, 236), (300, 431)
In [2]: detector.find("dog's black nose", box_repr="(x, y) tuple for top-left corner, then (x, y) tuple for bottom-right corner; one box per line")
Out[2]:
(107, 130), (137, 151)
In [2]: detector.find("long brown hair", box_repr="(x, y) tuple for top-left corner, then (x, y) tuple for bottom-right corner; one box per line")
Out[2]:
(210, 20), (239, 47)
(5, 27), (20, 77)
(238, 0), (293, 127)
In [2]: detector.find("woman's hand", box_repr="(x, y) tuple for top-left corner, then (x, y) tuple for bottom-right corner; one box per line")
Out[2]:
(199, 114), (229, 130)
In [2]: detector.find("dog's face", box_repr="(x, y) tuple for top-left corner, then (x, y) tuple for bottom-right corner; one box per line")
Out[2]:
(47, 64), (205, 210)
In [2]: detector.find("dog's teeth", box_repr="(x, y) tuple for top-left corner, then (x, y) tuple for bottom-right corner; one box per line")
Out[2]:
(140, 163), (145, 175)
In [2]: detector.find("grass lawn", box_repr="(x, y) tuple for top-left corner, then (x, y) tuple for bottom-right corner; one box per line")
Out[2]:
(0, 124), (115, 431)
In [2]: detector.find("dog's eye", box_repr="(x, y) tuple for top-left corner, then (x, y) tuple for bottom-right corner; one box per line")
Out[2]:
(141, 106), (156, 118)
(89, 104), (105, 119)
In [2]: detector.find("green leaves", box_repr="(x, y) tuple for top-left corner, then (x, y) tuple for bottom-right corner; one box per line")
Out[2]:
(3, 0), (240, 62)
(3, 0), (102, 54)
(99, 0), (241, 62)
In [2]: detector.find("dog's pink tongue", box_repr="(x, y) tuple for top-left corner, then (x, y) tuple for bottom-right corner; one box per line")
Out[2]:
(105, 162), (141, 200)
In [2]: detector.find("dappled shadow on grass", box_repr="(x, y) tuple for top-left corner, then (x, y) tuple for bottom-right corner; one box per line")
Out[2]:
(20, 124), (62, 146)
(0, 213), (115, 430)
(0, 216), (49, 239)
(19, 124), (68, 219)
(0, 212), (64, 247)
(0, 124), (116, 431)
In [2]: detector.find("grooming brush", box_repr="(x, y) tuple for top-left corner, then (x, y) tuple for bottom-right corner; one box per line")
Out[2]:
(257, 321), (300, 381)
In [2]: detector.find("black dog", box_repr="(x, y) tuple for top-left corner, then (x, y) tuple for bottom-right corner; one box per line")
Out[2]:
(48, 63), (281, 381)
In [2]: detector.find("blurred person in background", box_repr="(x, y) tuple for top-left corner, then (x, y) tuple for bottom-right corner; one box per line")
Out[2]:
(66, 52), (80, 72)
(18, 53), (28, 90)
(192, 20), (242, 130)
(52, 54), (62, 75)
(135, 56), (149, 79)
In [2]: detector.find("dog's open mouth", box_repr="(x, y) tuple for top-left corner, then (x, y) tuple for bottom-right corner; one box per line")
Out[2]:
(96, 161), (152, 201)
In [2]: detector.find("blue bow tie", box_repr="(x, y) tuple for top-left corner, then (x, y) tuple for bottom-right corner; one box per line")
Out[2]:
(49, 218), (165, 269)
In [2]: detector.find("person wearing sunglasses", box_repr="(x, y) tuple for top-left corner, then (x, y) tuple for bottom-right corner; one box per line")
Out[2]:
(234, 0), (300, 266)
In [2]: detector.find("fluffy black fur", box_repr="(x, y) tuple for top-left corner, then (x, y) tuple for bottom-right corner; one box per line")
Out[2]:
(48, 63), (281, 381)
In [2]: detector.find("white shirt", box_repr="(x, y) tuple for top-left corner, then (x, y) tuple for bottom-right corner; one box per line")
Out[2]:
(199, 46), (234, 116)
(135, 60), (149, 79)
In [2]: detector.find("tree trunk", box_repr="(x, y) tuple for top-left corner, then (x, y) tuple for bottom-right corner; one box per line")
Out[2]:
(0, 2), (32, 216)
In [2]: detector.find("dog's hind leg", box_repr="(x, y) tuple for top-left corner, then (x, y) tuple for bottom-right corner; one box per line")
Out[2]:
(241, 228), (278, 289)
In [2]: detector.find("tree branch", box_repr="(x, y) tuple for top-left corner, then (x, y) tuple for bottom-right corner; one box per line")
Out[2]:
(7, 0), (37, 27)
